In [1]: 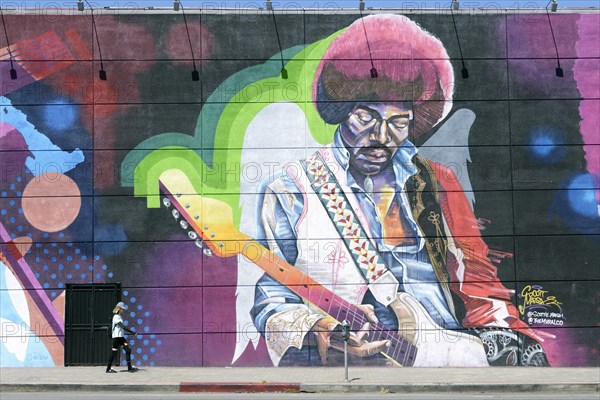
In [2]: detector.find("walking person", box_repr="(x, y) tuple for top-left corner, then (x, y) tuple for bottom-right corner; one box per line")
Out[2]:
(106, 301), (139, 373)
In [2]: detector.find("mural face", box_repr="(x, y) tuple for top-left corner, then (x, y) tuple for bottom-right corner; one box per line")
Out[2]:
(0, 11), (598, 368)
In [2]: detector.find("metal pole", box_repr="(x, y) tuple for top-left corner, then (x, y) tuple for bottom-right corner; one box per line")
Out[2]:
(342, 319), (350, 383)
(344, 340), (349, 382)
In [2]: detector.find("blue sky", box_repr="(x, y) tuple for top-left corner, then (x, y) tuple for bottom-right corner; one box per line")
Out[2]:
(4, 0), (599, 9)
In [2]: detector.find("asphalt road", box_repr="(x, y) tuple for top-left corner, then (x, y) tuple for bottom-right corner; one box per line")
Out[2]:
(2, 392), (598, 400)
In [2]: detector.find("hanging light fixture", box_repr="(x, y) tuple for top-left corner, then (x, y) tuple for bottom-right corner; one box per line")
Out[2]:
(450, 2), (469, 79)
(76, 1), (107, 79)
(176, 0), (200, 81)
(546, 0), (563, 77)
(358, 4), (377, 78)
(269, 5), (288, 79)
(0, 6), (17, 80)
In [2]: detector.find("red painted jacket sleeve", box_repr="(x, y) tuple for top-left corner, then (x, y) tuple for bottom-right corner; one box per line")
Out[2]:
(430, 161), (542, 341)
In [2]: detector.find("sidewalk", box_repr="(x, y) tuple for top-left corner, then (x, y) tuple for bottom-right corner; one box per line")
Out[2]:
(1, 367), (599, 393)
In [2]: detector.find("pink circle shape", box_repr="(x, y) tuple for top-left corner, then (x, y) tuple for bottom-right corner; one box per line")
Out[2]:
(21, 173), (81, 233)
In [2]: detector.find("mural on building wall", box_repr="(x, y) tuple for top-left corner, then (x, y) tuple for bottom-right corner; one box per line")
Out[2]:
(0, 10), (598, 368)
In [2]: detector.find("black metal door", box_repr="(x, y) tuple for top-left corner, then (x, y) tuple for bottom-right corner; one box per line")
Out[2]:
(64, 283), (121, 366)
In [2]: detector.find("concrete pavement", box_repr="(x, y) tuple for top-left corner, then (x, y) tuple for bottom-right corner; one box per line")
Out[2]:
(1, 367), (599, 393)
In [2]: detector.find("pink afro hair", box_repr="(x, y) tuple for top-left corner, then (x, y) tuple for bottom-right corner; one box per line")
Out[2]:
(313, 15), (454, 138)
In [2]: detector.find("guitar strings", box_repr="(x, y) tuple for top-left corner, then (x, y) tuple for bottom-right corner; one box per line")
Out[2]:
(263, 250), (415, 365)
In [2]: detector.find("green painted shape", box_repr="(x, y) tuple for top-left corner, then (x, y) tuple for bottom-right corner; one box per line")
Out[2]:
(122, 28), (346, 225)
(121, 47), (304, 189)
(133, 147), (205, 209)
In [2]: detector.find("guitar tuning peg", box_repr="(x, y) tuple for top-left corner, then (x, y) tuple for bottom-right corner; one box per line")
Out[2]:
(194, 237), (202, 247)
(162, 198), (171, 208)
(172, 209), (180, 219)
(188, 231), (198, 240)
(203, 248), (212, 257)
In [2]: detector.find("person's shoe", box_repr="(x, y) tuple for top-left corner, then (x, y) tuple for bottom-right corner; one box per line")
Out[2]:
(106, 369), (117, 373)
(128, 367), (139, 373)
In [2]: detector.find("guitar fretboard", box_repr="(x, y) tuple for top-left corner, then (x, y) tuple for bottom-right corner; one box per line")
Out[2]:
(248, 246), (417, 366)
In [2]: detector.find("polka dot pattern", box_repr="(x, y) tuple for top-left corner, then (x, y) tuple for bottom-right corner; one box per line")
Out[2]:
(117, 290), (161, 366)
(2, 171), (161, 365)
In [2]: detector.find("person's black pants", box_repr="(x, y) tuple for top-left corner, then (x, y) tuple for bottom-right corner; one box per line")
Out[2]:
(106, 337), (133, 371)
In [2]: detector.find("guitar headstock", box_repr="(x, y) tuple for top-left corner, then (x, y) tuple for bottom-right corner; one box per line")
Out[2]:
(158, 169), (249, 258)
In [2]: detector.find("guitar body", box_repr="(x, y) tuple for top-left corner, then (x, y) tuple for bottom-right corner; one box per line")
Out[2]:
(390, 292), (489, 367)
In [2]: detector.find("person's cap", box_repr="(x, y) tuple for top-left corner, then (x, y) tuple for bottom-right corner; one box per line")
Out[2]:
(115, 301), (126, 309)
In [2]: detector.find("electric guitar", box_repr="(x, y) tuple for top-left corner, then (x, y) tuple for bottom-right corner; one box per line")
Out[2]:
(158, 169), (489, 367)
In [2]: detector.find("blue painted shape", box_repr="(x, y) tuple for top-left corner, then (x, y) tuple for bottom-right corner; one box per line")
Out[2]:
(22, 339), (54, 367)
(566, 173), (599, 218)
(551, 172), (600, 236)
(42, 99), (78, 131)
(0, 262), (54, 367)
(527, 125), (566, 164)
(0, 96), (84, 176)
(0, 262), (24, 323)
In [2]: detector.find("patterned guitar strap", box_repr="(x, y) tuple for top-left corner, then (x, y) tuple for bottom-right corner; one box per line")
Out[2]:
(302, 151), (399, 307)
(302, 151), (455, 309)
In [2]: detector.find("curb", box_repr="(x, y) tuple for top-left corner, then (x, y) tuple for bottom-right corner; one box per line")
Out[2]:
(300, 383), (600, 393)
(2, 382), (598, 393)
(0, 384), (179, 392)
(180, 382), (301, 393)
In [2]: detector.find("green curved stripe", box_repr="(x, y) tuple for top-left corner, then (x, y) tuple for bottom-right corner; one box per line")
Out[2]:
(121, 28), (345, 224)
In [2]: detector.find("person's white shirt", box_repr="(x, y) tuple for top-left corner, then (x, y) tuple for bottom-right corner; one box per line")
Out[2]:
(112, 314), (124, 338)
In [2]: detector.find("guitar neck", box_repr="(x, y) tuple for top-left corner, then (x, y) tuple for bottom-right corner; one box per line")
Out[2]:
(243, 240), (360, 322)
